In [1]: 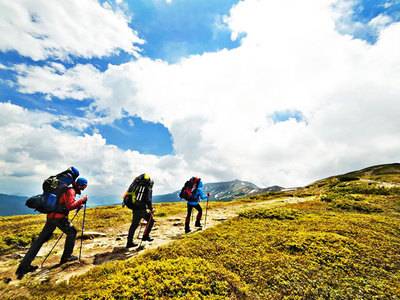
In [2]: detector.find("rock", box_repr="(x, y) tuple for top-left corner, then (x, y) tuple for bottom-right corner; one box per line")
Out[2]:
(173, 222), (184, 226)
(77, 231), (107, 240)
(39, 276), (50, 284)
(213, 218), (227, 221)
(116, 237), (122, 241)
(3, 277), (12, 284)
(7, 253), (23, 260)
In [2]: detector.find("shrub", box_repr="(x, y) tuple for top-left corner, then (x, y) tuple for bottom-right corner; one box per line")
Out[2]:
(239, 208), (300, 220)
(331, 199), (383, 213)
(39, 258), (249, 299)
(337, 175), (359, 182)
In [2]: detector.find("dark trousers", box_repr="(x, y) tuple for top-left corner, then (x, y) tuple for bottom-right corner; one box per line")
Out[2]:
(18, 218), (77, 270)
(127, 209), (154, 244)
(185, 203), (202, 228)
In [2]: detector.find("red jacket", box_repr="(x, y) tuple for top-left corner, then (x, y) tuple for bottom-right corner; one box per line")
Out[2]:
(47, 188), (85, 219)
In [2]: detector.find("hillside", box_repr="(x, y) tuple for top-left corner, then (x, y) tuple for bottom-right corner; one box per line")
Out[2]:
(0, 163), (399, 299)
(0, 194), (35, 217)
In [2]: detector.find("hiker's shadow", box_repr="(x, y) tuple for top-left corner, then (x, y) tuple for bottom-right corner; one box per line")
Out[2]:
(93, 246), (143, 265)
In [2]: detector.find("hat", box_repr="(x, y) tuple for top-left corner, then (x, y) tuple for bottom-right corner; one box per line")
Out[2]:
(76, 177), (88, 187)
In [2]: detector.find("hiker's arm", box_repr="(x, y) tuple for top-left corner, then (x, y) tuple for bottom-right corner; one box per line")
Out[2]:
(146, 187), (153, 211)
(198, 188), (208, 200)
(64, 189), (86, 210)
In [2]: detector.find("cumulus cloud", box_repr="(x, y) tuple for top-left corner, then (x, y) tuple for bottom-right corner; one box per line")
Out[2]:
(0, 102), (196, 196)
(0, 0), (143, 61)
(4, 0), (400, 195)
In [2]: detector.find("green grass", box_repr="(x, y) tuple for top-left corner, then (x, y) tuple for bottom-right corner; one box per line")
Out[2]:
(18, 190), (400, 299)
(0, 198), (266, 256)
(3, 164), (400, 299)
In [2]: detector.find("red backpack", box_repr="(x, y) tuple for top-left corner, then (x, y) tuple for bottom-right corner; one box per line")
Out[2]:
(179, 177), (200, 201)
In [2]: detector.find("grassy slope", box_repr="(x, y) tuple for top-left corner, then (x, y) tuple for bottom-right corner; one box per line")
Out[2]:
(2, 164), (400, 299)
(0, 200), (252, 256)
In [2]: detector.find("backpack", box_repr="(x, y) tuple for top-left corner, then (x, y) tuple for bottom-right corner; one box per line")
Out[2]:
(179, 177), (200, 201)
(26, 167), (78, 214)
(42, 167), (78, 194)
(123, 174), (153, 209)
(25, 192), (69, 214)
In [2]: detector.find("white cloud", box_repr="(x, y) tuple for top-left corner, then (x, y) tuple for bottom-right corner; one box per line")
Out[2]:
(3, 0), (400, 195)
(0, 0), (143, 61)
(16, 63), (108, 102)
(0, 102), (193, 196)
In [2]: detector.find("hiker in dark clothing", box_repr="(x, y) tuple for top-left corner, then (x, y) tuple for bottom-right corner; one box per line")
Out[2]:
(123, 174), (155, 248)
(16, 178), (88, 279)
(185, 179), (209, 233)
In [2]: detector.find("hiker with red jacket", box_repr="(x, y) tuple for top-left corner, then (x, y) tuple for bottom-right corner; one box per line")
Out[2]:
(184, 178), (209, 233)
(16, 177), (88, 279)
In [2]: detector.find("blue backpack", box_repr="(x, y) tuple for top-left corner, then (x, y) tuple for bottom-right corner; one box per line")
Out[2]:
(26, 167), (79, 214)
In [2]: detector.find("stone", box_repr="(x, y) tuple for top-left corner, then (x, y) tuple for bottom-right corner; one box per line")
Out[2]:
(77, 231), (107, 240)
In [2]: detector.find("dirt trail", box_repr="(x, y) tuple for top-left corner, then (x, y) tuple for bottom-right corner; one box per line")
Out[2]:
(0, 197), (312, 290)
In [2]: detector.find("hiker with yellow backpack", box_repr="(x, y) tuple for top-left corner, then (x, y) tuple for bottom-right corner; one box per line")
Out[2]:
(123, 173), (155, 248)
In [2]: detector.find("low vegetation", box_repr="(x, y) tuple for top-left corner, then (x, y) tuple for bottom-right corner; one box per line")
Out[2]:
(0, 198), (263, 256)
(2, 163), (400, 299)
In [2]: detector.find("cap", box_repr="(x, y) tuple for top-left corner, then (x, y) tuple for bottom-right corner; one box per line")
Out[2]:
(76, 177), (88, 187)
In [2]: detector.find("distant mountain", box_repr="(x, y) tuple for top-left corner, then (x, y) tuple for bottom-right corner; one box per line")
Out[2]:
(204, 180), (260, 200)
(87, 195), (121, 208)
(0, 193), (35, 216)
(0, 193), (124, 216)
(154, 180), (284, 202)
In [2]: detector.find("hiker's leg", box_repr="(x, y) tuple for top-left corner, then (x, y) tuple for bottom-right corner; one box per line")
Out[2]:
(127, 211), (141, 245)
(195, 204), (203, 223)
(56, 218), (77, 260)
(18, 220), (56, 270)
(185, 204), (193, 232)
(142, 211), (154, 238)
(194, 204), (203, 222)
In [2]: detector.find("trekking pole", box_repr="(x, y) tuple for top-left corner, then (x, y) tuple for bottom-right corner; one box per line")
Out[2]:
(137, 222), (144, 239)
(138, 212), (154, 249)
(204, 194), (210, 228)
(78, 202), (87, 262)
(41, 209), (80, 267)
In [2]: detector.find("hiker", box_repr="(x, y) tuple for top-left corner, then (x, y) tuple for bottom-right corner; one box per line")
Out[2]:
(123, 173), (155, 248)
(182, 177), (209, 233)
(16, 177), (88, 279)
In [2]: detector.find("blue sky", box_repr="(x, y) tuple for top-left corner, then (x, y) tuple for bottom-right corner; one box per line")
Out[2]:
(1, 0), (398, 157)
(348, 0), (400, 42)
(0, 0), (400, 197)
(0, 0), (243, 156)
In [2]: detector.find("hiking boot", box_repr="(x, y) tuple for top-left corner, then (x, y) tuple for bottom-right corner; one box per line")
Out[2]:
(195, 221), (202, 228)
(126, 242), (138, 248)
(60, 255), (78, 265)
(185, 226), (191, 234)
(142, 236), (154, 242)
(16, 265), (38, 280)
